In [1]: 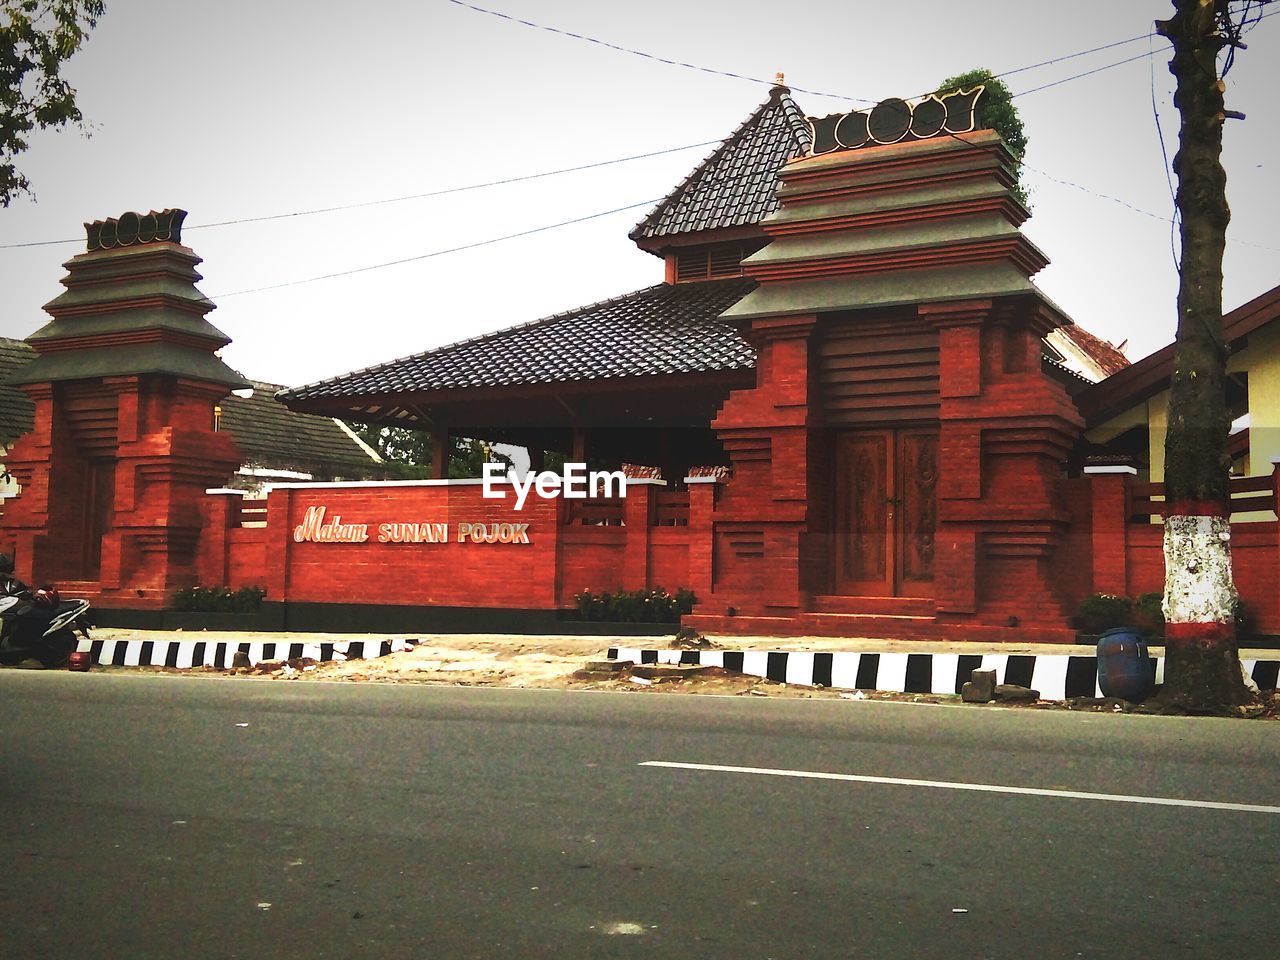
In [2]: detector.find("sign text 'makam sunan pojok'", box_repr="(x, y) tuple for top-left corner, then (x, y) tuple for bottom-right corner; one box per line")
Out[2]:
(292, 506), (530, 545)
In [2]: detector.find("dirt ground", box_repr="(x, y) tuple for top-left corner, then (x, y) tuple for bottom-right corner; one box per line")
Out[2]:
(81, 628), (1280, 717)
(89, 628), (1104, 690)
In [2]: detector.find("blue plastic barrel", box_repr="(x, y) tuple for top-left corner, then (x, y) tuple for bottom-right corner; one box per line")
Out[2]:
(1096, 626), (1155, 701)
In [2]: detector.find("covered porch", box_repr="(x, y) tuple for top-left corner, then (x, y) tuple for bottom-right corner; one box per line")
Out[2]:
(278, 278), (757, 483)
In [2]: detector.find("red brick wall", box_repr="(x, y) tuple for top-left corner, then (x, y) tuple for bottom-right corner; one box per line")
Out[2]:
(1067, 473), (1280, 636)
(267, 483), (560, 608)
(225, 529), (267, 590)
(558, 528), (626, 605)
(1118, 519), (1280, 634)
(648, 529), (690, 594)
(204, 481), (695, 613)
(1226, 526), (1279, 632)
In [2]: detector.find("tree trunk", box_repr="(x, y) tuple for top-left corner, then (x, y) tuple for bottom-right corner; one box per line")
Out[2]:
(1155, 0), (1250, 711)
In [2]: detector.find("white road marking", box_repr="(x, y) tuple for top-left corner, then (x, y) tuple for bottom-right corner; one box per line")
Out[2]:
(639, 761), (1280, 815)
(597, 921), (647, 935)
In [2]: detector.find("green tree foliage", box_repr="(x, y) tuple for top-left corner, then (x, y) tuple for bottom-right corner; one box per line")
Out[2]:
(0, 0), (104, 206)
(935, 67), (1029, 205)
(351, 423), (513, 480)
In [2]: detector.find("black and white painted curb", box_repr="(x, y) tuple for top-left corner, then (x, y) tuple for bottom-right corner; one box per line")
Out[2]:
(75, 637), (412, 670)
(607, 648), (1280, 699)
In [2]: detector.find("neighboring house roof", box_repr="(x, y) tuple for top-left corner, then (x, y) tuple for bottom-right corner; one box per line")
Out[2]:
(0, 339), (35, 445)
(280, 278), (757, 402)
(1045, 325), (1130, 383)
(1076, 282), (1280, 426)
(218, 379), (381, 476)
(629, 85), (812, 247)
(0, 338), (378, 473)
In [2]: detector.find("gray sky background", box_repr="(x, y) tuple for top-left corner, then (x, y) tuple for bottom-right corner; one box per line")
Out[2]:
(1, 0), (1278, 388)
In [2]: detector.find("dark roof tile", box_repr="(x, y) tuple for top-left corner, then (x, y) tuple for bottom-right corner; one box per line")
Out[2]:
(629, 86), (811, 243)
(280, 278), (757, 402)
(0, 339), (36, 445)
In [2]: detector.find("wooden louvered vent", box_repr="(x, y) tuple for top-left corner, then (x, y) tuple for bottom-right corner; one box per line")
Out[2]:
(674, 243), (752, 282)
(817, 312), (941, 426)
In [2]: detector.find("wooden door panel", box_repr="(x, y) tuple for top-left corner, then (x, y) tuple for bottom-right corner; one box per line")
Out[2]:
(833, 430), (937, 598)
(834, 432), (892, 594)
(80, 459), (114, 580)
(897, 432), (938, 593)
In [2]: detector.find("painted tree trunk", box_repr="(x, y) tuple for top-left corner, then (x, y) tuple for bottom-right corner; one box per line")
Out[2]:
(1156, 0), (1249, 710)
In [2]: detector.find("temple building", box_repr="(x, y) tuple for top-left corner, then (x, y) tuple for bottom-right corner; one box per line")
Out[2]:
(275, 84), (1131, 639)
(7, 85), (1280, 641)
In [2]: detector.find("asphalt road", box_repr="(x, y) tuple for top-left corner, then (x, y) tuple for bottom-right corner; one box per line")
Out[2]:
(1, 673), (1277, 959)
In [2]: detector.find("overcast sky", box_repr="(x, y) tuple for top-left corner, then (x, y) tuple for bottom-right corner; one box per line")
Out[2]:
(1, 0), (1278, 388)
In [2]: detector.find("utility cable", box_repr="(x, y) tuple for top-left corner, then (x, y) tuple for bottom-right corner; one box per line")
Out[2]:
(1010, 50), (1158, 98)
(442, 0), (872, 105)
(7, 8), (1278, 262)
(1149, 32), (1181, 270)
(1011, 4), (1279, 98)
(448, 0), (1165, 105)
(0, 140), (717, 250)
(209, 197), (661, 299)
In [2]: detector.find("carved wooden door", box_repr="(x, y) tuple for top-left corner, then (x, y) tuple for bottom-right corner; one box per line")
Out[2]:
(834, 430), (937, 597)
(78, 459), (115, 580)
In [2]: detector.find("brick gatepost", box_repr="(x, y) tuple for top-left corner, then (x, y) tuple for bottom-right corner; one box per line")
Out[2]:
(696, 122), (1085, 640)
(2, 210), (246, 608)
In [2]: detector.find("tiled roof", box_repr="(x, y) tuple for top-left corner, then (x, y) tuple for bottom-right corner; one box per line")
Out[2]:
(218, 380), (380, 474)
(0, 338), (377, 471)
(1077, 282), (1280, 426)
(629, 86), (812, 244)
(1055, 325), (1130, 378)
(0, 339), (35, 445)
(280, 278), (757, 402)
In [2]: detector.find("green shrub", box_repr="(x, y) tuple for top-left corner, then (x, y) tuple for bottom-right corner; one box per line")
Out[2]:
(1132, 592), (1166, 634)
(1075, 593), (1133, 634)
(574, 587), (696, 623)
(171, 585), (266, 613)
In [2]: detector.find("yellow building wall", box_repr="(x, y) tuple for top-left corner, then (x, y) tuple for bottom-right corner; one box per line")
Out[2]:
(1231, 322), (1280, 473)
(1091, 325), (1280, 485)
(1147, 391), (1169, 483)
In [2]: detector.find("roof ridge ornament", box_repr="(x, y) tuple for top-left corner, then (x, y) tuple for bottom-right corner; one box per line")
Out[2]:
(85, 209), (187, 251)
(806, 86), (985, 156)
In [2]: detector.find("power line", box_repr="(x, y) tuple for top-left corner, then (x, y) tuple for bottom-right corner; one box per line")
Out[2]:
(0, 140), (717, 250)
(447, 0), (1171, 105)
(1149, 32), (1181, 270)
(989, 30), (1155, 82)
(1023, 164), (1280, 254)
(9, 8), (1267, 253)
(209, 197), (661, 299)
(7, 8), (1278, 271)
(192, 141), (712, 230)
(1011, 49), (1157, 97)
(442, 0), (874, 105)
(1011, 4), (1279, 97)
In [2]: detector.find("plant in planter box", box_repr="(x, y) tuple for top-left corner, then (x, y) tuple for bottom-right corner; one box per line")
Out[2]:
(1075, 593), (1133, 635)
(171, 585), (266, 613)
(573, 587), (697, 623)
(1130, 592), (1166, 635)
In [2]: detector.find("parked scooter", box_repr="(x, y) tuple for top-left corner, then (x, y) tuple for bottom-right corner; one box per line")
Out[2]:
(0, 555), (91, 668)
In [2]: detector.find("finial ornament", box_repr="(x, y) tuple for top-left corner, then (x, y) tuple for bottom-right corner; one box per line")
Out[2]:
(806, 87), (985, 156)
(84, 209), (187, 251)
